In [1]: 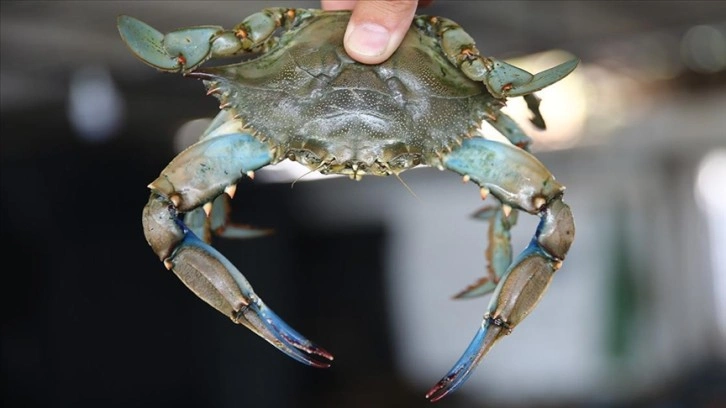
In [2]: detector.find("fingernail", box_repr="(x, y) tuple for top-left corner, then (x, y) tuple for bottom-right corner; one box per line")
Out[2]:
(346, 23), (390, 57)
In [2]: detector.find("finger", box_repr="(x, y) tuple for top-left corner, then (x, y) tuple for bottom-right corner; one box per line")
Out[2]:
(320, 0), (358, 11)
(344, 0), (419, 64)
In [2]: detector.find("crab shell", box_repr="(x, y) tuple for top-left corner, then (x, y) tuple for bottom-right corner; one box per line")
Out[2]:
(195, 12), (495, 178)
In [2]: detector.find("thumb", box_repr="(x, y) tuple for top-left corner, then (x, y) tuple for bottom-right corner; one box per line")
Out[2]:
(343, 0), (419, 64)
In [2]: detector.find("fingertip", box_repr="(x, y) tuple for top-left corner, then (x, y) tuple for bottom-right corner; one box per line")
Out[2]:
(343, 22), (392, 64)
(343, 0), (418, 64)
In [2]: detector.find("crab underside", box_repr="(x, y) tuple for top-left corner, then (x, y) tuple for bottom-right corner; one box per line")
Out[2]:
(119, 8), (576, 402)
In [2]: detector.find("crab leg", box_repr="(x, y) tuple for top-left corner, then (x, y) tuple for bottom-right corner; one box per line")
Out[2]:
(484, 108), (535, 150)
(413, 15), (578, 112)
(118, 8), (322, 74)
(142, 131), (333, 368)
(426, 138), (574, 401)
(453, 205), (518, 299)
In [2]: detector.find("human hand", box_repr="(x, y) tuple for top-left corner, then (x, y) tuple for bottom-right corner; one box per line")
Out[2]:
(321, 0), (432, 64)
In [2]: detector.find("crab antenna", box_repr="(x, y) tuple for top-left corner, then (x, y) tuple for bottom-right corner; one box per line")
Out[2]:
(290, 161), (330, 189)
(394, 172), (421, 202)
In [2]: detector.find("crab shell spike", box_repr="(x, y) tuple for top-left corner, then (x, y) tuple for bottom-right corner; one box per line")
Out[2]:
(462, 175), (471, 183)
(246, 171), (255, 180)
(501, 204), (512, 218)
(203, 202), (213, 217)
(533, 196), (547, 211)
(163, 259), (174, 270)
(480, 187), (490, 200)
(224, 184), (237, 199)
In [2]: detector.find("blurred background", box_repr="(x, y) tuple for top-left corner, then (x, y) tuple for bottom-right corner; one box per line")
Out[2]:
(2, 1), (725, 407)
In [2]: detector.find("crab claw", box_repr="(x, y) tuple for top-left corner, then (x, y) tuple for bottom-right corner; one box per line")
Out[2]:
(117, 15), (222, 72)
(425, 318), (504, 402)
(144, 194), (333, 368)
(426, 226), (572, 402)
(431, 138), (574, 401)
(486, 58), (579, 98)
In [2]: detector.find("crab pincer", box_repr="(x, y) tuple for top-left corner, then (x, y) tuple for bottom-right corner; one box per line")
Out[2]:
(141, 132), (333, 368)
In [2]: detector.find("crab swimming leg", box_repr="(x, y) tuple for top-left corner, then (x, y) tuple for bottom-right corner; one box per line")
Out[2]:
(414, 15), (578, 135)
(142, 130), (333, 368)
(117, 8), (323, 74)
(426, 138), (575, 401)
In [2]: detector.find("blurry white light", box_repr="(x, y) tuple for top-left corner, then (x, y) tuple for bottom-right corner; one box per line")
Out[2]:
(634, 32), (684, 81)
(68, 66), (124, 143)
(497, 50), (587, 151)
(174, 118), (212, 153)
(694, 148), (726, 343)
(681, 24), (726, 74)
(256, 159), (342, 183)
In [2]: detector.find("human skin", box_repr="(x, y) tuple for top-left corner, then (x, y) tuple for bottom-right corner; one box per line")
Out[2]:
(321, 0), (432, 64)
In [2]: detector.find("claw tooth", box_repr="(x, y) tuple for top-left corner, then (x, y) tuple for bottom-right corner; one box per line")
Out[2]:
(502, 204), (512, 218)
(480, 187), (490, 200)
(203, 202), (213, 217)
(462, 175), (470, 183)
(163, 259), (174, 270)
(533, 196), (546, 210)
(224, 184), (237, 199)
(246, 171), (255, 180)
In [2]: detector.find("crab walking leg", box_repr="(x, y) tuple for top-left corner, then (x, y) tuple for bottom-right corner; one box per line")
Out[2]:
(453, 205), (518, 299)
(183, 194), (273, 244)
(413, 15), (579, 99)
(484, 108), (535, 151)
(118, 8), (323, 73)
(426, 138), (575, 401)
(142, 132), (333, 368)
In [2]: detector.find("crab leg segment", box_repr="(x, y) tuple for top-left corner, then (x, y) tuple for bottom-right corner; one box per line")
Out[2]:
(118, 8), (321, 73)
(426, 138), (574, 401)
(142, 133), (333, 368)
(453, 205), (518, 299)
(413, 15), (578, 100)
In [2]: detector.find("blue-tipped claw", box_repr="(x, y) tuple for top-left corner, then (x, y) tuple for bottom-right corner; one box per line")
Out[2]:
(165, 221), (333, 368)
(239, 297), (334, 368)
(425, 321), (505, 402)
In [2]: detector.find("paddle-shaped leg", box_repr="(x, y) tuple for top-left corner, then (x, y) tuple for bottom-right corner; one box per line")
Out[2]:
(425, 138), (575, 401)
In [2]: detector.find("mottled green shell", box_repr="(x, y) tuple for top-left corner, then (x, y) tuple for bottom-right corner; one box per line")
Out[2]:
(200, 12), (496, 176)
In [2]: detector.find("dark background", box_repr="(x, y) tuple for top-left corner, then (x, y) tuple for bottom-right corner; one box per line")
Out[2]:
(2, 1), (725, 407)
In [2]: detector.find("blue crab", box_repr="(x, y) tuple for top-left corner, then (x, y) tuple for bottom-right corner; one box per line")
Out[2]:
(118, 8), (576, 402)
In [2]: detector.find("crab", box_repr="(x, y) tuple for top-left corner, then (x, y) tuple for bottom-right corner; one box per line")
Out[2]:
(118, 8), (576, 402)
